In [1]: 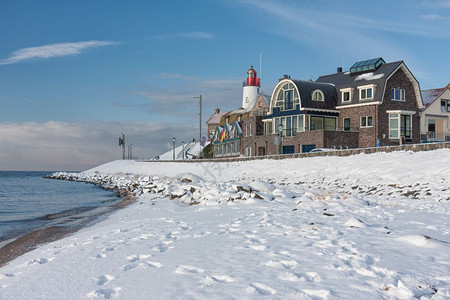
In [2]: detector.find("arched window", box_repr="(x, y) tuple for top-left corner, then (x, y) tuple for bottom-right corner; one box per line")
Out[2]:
(273, 82), (299, 110)
(312, 90), (324, 101)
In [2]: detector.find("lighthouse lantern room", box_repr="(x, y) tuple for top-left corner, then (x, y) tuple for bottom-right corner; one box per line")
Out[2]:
(242, 65), (260, 109)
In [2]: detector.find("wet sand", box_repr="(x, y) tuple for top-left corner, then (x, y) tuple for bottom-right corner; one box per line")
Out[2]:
(0, 191), (136, 268)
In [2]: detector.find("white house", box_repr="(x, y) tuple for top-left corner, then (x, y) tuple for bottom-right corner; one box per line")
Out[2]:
(420, 83), (450, 142)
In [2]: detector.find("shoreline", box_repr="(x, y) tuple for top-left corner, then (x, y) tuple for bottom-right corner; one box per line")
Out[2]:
(0, 182), (137, 268)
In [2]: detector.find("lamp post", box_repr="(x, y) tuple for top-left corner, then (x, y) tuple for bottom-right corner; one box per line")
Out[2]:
(128, 144), (133, 160)
(193, 95), (202, 143)
(172, 137), (176, 160)
(278, 124), (283, 154)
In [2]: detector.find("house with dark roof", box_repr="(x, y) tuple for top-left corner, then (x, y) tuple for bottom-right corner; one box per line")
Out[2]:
(420, 83), (450, 142)
(316, 58), (423, 148)
(242, 58), (424, 156)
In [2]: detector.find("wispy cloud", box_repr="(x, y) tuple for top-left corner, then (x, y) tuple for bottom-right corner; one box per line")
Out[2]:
(116, 73), (241, 120)
(420, 14), (450, 21)
(0, 40), (119, 65)
(420, 0), (450, 8)
(152, 31), (215, 40)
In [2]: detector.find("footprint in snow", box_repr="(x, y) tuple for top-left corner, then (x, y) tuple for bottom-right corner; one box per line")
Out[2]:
(126, 254), (151, 262)
(87, 287), (121, 299)
(25, 257), (53, 266)
(248, 282), (276, 295)
(211, 275), (234, 283)
(175, 265), (204, 275)
(96, 274), (114, 286)
(263, 260), (298, 269)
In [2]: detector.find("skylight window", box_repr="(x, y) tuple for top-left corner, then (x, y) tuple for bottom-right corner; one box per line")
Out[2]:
(350, 58), (385, 74)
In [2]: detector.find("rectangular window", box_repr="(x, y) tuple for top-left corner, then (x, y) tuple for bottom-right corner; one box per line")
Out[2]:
(298, 115), (304, 132)
(292, 116), (297, 136)
(389, 114), (399, 138)
(360, 87), (373, 100)
(441, 100), (446, 112)
(284, 90), (293, 110)
(360, 116), (373, 128)
(447, 100), (450, 112)
(391, 88), (405, 101)
(343, 91), (350, 102)
(310, 116), (323, 130)
(344, 118), (351, 131)
(286, 116), (292, 136)
(324, 117), (337, 130)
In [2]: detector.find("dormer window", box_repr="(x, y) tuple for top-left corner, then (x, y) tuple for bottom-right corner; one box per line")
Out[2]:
(340, 88), (353, 103)
(358, 84), (375, 101)
(312, 90), (324, 101)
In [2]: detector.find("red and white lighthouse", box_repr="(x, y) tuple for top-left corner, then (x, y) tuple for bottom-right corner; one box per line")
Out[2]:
(242, 65), (260, 109)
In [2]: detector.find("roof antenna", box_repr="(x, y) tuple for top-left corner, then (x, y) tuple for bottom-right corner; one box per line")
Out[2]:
(259, 53), (262, 86)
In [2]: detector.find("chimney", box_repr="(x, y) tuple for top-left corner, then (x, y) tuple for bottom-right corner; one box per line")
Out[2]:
(337, 67), (343, 73)
(215, 108), (220, 114)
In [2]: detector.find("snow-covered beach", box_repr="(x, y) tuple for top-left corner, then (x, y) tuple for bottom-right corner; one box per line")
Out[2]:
(1, 149), (449, 299)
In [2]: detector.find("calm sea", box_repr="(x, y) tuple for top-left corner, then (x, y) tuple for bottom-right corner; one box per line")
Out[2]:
(0, 171), (120, 245)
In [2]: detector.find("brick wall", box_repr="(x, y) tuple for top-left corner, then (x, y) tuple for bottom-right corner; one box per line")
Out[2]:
(339, 104), (378, 148)
(378, 68), (421, 146)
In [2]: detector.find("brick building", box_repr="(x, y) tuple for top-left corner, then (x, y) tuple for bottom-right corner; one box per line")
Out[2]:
(242, 58), (423, 156)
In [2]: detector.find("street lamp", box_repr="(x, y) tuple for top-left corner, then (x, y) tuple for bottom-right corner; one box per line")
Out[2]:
(172, 137), (176, 160)
(278, 124), (283, 154)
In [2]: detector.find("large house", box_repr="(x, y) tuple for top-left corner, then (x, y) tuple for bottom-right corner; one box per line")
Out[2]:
(420, 83), (450, 142)
(210, 58), (425, 157)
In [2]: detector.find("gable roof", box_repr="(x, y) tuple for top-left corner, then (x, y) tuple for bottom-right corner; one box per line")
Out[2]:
(316, 60), (402, 92)
(316, 60), (423, 109)
(206, 110), (227, 125)
(421, 83), (450, 110)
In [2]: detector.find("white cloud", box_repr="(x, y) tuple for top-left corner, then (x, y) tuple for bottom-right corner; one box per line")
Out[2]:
(179, 31), (215, 39)
(0, 40), (119, 65)
(420, 14), (450, 21)
(0, 121), (197, 171)
(152, 31), (215, 39)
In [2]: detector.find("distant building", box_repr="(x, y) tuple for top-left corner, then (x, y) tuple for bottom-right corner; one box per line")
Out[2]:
(211, 66), (269, 158)
(420, 83), (450, 142)
(205, 108), (226, 138)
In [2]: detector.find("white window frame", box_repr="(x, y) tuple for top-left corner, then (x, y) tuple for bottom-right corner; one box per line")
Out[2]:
(391, 88), (405, 101)
(340, 88), (353, 103)
(387, 110), (415, 140)
(360, 116), (373, 128)
(312, 90), (325, 101)
(358, 84), (375, 101)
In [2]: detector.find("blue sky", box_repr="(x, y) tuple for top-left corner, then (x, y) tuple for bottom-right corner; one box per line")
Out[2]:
(1, 0), (449, 170)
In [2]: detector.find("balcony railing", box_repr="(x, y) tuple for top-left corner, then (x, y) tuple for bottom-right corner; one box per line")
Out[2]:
(420, 132), (450, 142)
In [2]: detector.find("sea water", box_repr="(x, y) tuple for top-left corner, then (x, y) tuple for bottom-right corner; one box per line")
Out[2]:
(0, 171), (120, 244)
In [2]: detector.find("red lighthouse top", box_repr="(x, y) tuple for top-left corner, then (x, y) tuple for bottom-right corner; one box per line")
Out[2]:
(246, 65), (260, 87)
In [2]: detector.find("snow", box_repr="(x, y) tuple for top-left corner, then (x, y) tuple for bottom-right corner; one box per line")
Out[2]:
(1, 149), (450, 299)
(421, 88), (445, 107)
(158, 140), (204, 160)
(354, 72), (384, 81)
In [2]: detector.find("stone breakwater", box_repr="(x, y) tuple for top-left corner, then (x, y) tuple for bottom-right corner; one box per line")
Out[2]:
(47, 171), (298, 207)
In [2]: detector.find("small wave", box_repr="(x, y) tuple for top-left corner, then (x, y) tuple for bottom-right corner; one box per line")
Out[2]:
(39, 206), (96, 220)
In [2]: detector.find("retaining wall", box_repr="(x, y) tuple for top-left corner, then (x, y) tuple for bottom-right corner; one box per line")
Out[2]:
(142, 142), (450, 163)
